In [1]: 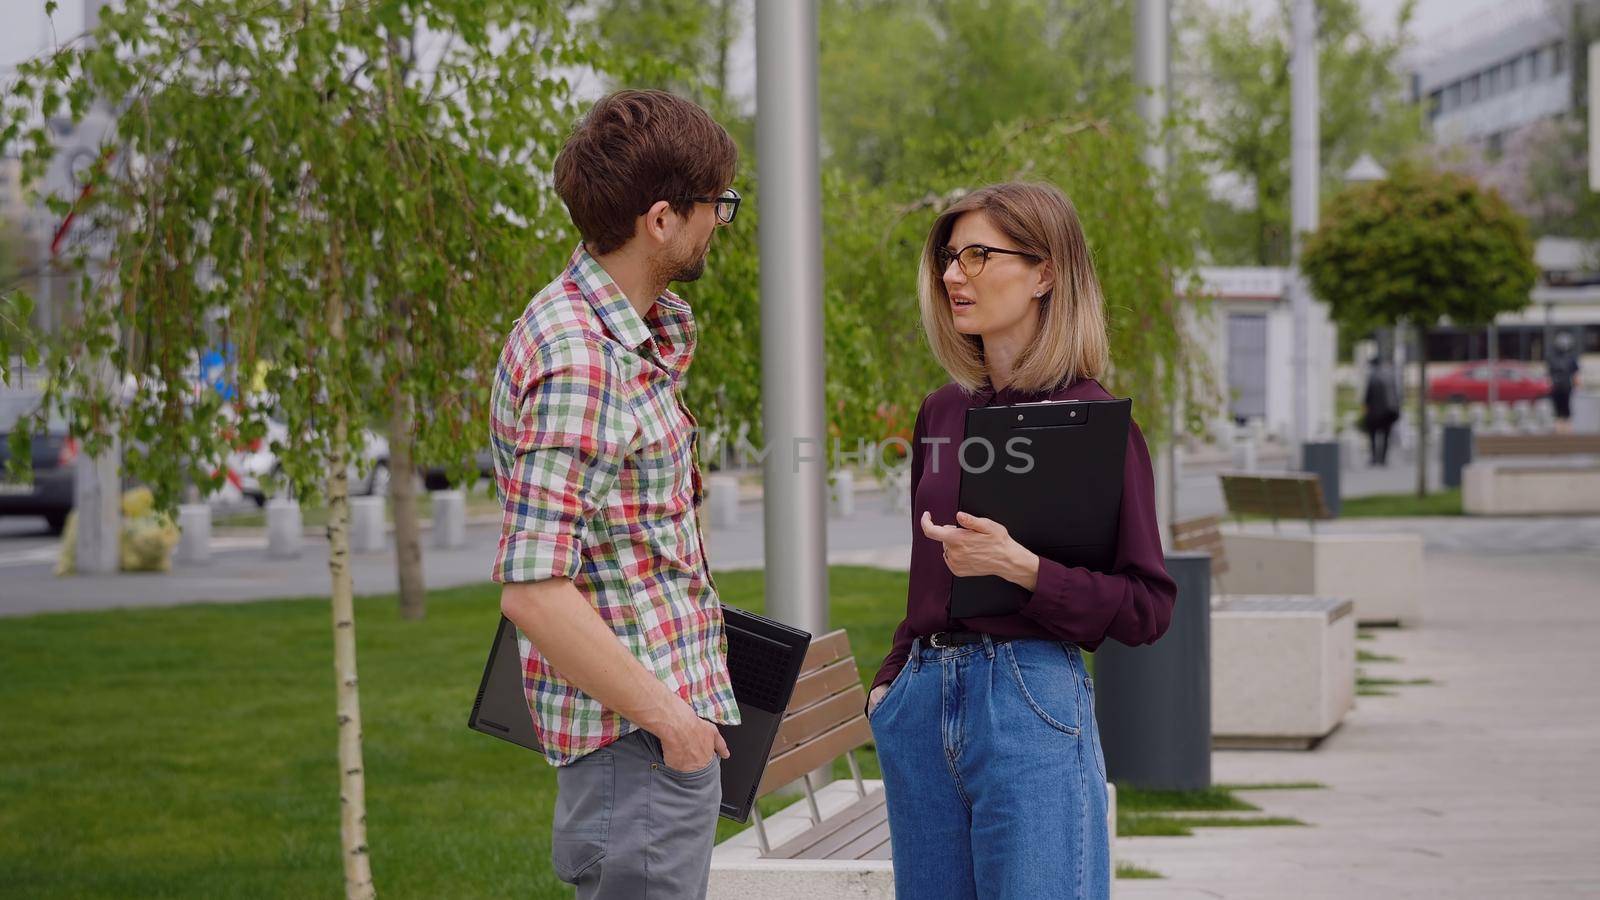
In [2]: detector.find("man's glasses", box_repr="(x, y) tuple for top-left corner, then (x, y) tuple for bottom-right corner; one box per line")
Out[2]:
(688, 187), (741, 225)
(935, 243), (1041, 278)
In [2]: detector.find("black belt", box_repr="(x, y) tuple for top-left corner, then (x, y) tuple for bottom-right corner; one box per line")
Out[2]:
(925, 630), (1009, 648)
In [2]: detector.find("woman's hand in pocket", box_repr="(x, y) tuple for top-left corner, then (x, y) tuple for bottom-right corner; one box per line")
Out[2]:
(867, 683), (890, 718)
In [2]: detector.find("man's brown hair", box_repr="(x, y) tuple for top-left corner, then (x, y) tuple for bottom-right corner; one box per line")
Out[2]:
(553, 90), (737, 256)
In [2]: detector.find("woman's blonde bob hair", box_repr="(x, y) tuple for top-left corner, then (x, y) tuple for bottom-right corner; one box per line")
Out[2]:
(919, 181), (1109, 395)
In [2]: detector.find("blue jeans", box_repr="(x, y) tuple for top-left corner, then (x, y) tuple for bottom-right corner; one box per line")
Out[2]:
(869, 635), (1111, 899)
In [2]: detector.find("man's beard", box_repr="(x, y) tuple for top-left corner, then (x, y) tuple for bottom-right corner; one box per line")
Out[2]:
(655, 235), (711, 285)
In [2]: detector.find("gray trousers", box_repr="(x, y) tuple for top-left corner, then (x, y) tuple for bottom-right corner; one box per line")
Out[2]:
(551, 727), (722, 899)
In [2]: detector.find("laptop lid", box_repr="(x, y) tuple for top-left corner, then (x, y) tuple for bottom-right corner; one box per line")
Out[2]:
(467, 606), (811, 823)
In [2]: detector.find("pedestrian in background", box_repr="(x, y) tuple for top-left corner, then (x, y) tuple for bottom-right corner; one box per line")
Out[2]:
(1547, 331), (1580, 433)
(1362, 353), (1401, 466)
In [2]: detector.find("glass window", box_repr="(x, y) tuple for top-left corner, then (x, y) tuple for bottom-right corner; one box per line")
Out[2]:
(1464, 74), (1480, 103)
(1444, 82), (1460, 110)
(1428, 90), (1442, 119)
(1486, 66), (1499, 95)
(1552, 42), (1565, 75)
(1504, 59), (1519, 89)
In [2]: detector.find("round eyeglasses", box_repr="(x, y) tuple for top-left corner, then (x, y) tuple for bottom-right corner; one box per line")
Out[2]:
(688, 187), (741, 225)
(935, 243), (1042, 278)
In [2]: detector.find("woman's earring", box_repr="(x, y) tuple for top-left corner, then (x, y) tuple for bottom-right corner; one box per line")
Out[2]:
(1033, 292), (1043, 298)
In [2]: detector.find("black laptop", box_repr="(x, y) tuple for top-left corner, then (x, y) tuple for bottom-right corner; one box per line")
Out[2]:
(468, 605), (811, 823)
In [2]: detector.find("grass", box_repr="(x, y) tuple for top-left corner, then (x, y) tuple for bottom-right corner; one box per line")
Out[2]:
(0, 565), (912, 898)
(1119, 815), (1307, 836)
(0, 564), (1298, 896)
(1358, 650), (1401, 663)
(1219, 781), (1327, 791)
(1116, 862), (1163, 879)
(1339, 487), (1463, 518)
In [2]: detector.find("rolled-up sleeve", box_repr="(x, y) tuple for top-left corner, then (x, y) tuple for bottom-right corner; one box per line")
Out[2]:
(1016, 419), (1177, 650)
(491, 337), (635, 585)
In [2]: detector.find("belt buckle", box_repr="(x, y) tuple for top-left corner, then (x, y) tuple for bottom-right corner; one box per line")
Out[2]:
(929, 632), (949, 648)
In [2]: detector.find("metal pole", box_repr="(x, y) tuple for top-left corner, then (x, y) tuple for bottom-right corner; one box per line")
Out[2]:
(1135, 0), (1174, 545)
(1487, 321), (1499, 406)
(1289, 0), (1318, 448)
(754, 1), (828, 640)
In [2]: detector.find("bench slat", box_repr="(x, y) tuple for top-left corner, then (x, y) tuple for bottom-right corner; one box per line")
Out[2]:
(831, 814), (894, 861)
(799, 629), (852, 675)
(770, 684), (868, 756)
(794, 792), (890, 860)
(758, 715), (875, 797)
(765, 788), (886, 860)
(1477, 433), (1600, 457)
(1218, 472), (1331, 522)
(786, 657), (861, 711)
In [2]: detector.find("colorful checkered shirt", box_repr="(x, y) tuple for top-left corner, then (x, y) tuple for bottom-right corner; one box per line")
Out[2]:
(490, 245), (741, 767)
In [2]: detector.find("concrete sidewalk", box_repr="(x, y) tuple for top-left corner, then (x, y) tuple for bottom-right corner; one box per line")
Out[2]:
(1116, 550), (1600, 898)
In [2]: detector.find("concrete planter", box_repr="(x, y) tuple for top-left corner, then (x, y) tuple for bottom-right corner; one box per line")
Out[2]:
(1220, 530), (1423, 626)
(1463, 461), (1600, 515)
(1211, 596), (1357, 749)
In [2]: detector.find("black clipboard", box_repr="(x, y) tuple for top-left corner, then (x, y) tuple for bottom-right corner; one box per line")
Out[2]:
(949, 397), (1131, 619)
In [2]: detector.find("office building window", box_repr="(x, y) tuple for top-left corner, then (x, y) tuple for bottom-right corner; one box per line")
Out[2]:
(1552, 42), (1565, 75)
(1444, 82), (1460, 111)
(1505, 58), (1519, 89)
(1486, 66), (1499, 95)
(1428, 90), (1442, 119)
(1464, 74), (1480, 103)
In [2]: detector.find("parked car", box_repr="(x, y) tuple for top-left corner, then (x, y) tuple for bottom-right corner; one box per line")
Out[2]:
(1426, 362), (1551, 404)
(222, 414), (390, 507)
(0, 392), (77, 534)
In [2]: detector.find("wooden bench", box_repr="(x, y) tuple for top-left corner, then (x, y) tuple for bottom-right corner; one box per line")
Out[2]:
(708, 629), (896, 898)
(1475, 433), (1600, 459)
(711, 628), (1120, 898)
(1173, 516), (1356, 749)
(1217, 471), (1332, 532)
(1208, 471), (1425, 626)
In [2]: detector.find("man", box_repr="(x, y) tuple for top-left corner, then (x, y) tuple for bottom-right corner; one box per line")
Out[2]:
(490, 89), (744, 898)
(1547, 331), (1580, 433)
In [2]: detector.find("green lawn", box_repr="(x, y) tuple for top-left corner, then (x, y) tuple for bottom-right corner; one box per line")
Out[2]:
(1339, 487), (1463, 518)
(1, 565), (1271, 897)
(213, 490), (504, 530)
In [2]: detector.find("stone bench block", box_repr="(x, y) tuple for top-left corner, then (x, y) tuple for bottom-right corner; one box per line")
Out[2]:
(176, 503), (211, 565)
(431, 489), (466, 549)
(1220, 530), (1423, 626)
(1462, 460), (1600, 515)
(266, 499), (302, 560)
(350, 495), (386, 553)
(1211, 595), (1356, 748)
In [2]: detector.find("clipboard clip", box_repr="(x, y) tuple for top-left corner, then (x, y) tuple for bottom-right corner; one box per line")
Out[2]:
(1007, 400), (1090, 430)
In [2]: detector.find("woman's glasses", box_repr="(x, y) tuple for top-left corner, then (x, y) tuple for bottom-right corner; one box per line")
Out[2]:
(935, 243), (1041, 278)
(688, 187), (742, 225)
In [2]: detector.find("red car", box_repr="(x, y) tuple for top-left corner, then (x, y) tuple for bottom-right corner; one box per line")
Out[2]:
(1427, 363), (1552, 404)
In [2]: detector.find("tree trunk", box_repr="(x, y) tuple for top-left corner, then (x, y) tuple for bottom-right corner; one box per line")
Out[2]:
(327, 284), (375, 899)
(1415, 324), (1429, 499)
(389, 369), (426, 620)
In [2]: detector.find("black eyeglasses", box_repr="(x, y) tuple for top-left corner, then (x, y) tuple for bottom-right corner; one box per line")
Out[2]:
(688, 187), (741, 225)
(935, 243), (1041, 278)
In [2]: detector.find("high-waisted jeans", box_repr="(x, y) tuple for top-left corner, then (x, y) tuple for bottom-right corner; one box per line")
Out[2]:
(869, 635), (1111, 899)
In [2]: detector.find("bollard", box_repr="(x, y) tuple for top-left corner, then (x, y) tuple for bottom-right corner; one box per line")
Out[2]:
(176, 503), (212, 565)
(1094, 551), (1211, 791)
(350, 495), (386, 553)
(829, 469), (855, 518)
(708, 472), (741, 528)
(267, 498), (303, 559)
(883, 467), (911, 513)
(1301, 441), (1341, 517)
(432, 489), (466, 549)
(1441, 424), (1473, 488)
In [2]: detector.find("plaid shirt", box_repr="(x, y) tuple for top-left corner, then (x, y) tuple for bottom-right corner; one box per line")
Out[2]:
(490, 245), (741, 767)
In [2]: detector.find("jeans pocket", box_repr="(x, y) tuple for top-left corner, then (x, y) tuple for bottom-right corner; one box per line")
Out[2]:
(642, 728), (720, 779)
(1003, 640), (1083, 735)
(868, 663), (911, 723)
(551, 750), (614, 884)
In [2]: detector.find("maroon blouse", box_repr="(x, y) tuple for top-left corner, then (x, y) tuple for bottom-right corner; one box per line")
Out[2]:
(868, 377), (1178, 693)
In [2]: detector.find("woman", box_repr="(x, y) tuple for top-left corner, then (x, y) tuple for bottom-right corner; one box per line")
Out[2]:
(865, 182), (1177, 900)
